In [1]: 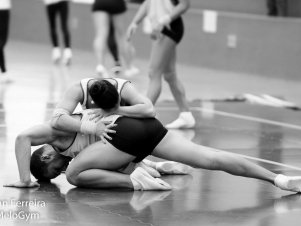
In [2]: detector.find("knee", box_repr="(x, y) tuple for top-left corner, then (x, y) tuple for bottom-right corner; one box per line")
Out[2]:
(163, 71), (176, 83)
(148, 67), (164, 79)
(65, 167), (80, 186)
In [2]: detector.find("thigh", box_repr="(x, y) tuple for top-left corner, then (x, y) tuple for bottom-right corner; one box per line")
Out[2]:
(0, 11), (9, 41)
(46, 5), (56, 27)
(67, 141), (136, 175)
(149, 37), (176, 74)
(152, 131), (216, 169)
(112, 13), (126, 37)
(58, 1), (69, 26)
(93, 12), (110, 36)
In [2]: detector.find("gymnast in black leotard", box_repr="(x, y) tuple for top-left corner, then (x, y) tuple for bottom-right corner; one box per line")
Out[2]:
(127, 0), (196, 129)
(6, 79), (301, 193)
(92, 0), (139, 78)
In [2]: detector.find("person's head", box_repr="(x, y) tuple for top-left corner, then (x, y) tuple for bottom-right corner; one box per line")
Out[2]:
(88, 80), (119, 110)
(30, 145), (71, 181)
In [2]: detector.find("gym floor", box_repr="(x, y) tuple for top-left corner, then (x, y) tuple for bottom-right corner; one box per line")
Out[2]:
(0, 41), (301, 226)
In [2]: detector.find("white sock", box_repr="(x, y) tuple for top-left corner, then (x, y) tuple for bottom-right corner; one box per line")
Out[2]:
(165, 111), (196, 129)
(96, 64), (110, 78)
(63, 48), (72, 65)
(274, 174), (301, 192)
(155, 161), (193, 175)
(130, 167), (171, 191)
(136, 161), (161, 178)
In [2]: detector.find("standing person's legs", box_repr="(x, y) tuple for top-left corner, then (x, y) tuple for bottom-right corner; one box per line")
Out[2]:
(162, 38), (195, 129)
(0, 10), (9, 77)
(152, 131), (301, 192)
(46, 3), (61, 63)
(267, 0), (278, 16)
(147, 37), (174, 103)
(107, 16), (122, 75)
(276, 0), (287, 17)
(58, 1), (72, 65)
(113, 13), (139, 77)
(93, 11), (110, 77)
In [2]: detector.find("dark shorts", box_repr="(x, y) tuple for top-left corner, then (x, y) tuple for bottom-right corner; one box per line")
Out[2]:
(162, 17), (184, 44)
(92, 0), (127, 15)
(107, 117), (168, 163)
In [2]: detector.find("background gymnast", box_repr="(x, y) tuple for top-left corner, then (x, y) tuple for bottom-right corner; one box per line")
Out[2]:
(127, 0), (196, 129)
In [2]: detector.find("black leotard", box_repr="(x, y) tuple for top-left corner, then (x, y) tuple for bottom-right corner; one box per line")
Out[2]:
(92, 0), (126, 15)
(107, 117), (168, 163)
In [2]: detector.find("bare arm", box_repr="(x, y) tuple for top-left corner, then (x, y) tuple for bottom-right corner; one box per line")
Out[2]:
(51, 83), (83, 132)
(127, 0), (149, 40)
(4, 124), (58, 187)
(169, 0), (190, 21)
(131, 0), (149, 25)
(116, 82), (156, 118)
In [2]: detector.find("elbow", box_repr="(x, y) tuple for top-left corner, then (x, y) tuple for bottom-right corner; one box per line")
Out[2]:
(182, 0), (190, 12)
(16, 133), (29, 143)
(50, 117), (62, 130)
(15, 133), (31, 148)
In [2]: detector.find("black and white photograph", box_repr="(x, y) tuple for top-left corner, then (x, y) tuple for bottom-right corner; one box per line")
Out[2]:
(0, 0), (301, 225)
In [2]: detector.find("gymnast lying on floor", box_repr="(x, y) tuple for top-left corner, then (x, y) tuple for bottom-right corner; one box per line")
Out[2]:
(4, 81), (301, 192)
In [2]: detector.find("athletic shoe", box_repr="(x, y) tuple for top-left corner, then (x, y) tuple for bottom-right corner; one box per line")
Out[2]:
(52, 47), (61, 64)
(62, 48), (72, 65)
(165, 112), (196, 129)
(136, 161), (161, 178)
(96, 64), (110, 78)
(142, 159), (192, 175)
(111, 62), (122, 76)
(155, 161), (193, 175)
(124, 66), (139, 78)
(274, 174), (301, 192)
(130, 167), (172, 191)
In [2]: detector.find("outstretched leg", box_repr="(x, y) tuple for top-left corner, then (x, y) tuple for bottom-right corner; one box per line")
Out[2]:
(152, 131), (301, 192)
(153, 131), (276, 183)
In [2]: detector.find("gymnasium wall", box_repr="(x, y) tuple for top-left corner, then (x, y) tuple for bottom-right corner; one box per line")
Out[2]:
(190, 0), (301, 17)
(9, 0), (301, 80)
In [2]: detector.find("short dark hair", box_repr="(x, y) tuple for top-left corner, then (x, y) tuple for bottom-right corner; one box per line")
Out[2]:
(89, 80), (119, 110)
(30, 146), (51, 182)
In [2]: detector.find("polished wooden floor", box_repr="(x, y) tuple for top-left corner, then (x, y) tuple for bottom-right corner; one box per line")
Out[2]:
(0, 41), (301, 226)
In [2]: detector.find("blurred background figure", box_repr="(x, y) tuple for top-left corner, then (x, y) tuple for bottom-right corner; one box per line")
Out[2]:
(0, 0), (11, 83)
(44, 0), (72, 65)
(127, 0), (195, 129)
(92, 0), (139, 78)
(267, 0), (287, 16)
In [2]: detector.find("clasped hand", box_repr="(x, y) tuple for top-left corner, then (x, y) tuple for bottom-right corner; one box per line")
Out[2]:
(88, 109), (117, 144)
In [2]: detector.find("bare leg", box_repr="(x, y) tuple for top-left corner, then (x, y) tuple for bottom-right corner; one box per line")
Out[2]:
(152, 131), (276, 183)
(112, 13), (138, 76)
(65, 142), (171, 190)
(163, 39), (190, 112)
(92, 12), (110, 77)
(65, 142), (135, 188)
(147, 36), (174, 103)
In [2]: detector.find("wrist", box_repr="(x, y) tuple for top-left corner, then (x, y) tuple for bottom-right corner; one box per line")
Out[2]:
(158, 14), (172, 26)
(80, 120), (97, 134)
